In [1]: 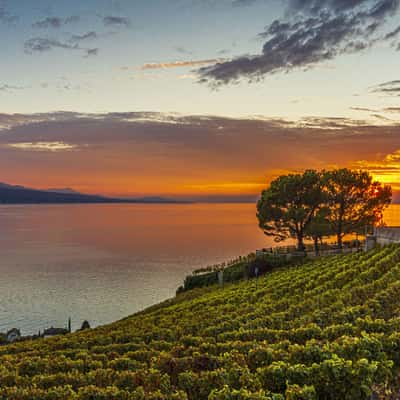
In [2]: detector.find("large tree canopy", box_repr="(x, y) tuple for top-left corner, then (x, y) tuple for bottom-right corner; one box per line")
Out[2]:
(257, 169), (392, 252)
(323, 169), (392, 248)
(257, 170), (325, 251)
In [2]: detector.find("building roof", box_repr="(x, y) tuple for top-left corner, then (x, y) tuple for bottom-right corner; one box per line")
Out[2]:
(6, 328), (21, 336)
(43, 327), (69, 336)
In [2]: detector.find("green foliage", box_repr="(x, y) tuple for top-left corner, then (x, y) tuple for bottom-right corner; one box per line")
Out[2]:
(257, 170), (324, 251)
(180, 254), (297, 292)
(323, 169), (392, 247)
(2, 246), (400, 398)
(257, 168), (392, 251)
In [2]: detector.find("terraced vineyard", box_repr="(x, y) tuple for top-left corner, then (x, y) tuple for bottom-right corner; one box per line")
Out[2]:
(2, 245), (400, 399)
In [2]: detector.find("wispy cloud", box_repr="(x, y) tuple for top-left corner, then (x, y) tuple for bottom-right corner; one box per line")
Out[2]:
(7, 141), (78, 152)
(84, 48), (99, 57)
(32, 16), (80, 29)
(199, 0), (400, 85)
(24, 36), (99, 58)
(103, 16), (130, 27)
(372, 80), (400, 95)
(0, 84), (26, 92)
(2, 111), (400, 196)
(70, 31), (98, 42)
(24, 37), (79, 53)
(141, 58), (228, 70)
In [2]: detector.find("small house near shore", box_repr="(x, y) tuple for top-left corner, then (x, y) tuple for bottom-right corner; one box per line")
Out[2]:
(43, 327), (69, 338)
(6, 328), (21, 343)
(365, 227), (400, 250)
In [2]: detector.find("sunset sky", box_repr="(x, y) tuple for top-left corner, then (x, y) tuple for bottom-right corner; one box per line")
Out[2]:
(1, 0), (400, 200)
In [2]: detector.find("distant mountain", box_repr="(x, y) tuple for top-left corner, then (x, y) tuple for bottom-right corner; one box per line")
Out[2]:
(46, 188), (83, 195)
(0, 182), (27, 190)
(0, 183), (185, 204)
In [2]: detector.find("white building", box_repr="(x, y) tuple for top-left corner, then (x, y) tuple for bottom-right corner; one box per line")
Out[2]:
(6, 328), (21, 343)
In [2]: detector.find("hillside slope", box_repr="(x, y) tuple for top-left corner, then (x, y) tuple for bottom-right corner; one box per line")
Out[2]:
(2, 246), (400, 399)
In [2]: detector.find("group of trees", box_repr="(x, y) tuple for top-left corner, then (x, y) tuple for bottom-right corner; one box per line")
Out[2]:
(257, 169), (392, 252)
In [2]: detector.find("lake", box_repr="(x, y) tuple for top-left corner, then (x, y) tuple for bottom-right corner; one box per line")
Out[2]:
(0, 203), (270, 335)
(1, 203), (399, 335)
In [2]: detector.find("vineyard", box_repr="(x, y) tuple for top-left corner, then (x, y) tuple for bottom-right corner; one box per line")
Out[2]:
(2, 245), (400, 399)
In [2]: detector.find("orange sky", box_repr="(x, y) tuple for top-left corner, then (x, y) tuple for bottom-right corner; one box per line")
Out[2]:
(1, 113), (400, 200)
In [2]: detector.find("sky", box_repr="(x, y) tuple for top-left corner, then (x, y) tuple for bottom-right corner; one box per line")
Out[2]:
(1, 0), (400, 200)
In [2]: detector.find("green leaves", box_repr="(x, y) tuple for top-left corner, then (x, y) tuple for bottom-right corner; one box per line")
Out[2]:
(1, 247), (400, 398)
(257, 169), (392, 251)
(257, 170), (324, 250)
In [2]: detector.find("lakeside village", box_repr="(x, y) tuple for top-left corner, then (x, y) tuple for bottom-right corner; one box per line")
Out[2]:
(0, 318), (91, 345)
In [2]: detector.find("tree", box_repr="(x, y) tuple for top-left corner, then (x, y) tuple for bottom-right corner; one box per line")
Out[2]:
(257, 170), (325, 252)
(323, 169), (392, 249)
(304, 207), (333, 255)
(80, 320), (91, 330)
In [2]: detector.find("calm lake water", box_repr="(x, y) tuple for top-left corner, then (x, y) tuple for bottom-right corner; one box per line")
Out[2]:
(1, 203), (399, 335)
(0, 203), (271, 335)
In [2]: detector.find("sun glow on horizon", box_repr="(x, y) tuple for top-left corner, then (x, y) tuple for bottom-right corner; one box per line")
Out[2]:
(354, 150), (400, 191)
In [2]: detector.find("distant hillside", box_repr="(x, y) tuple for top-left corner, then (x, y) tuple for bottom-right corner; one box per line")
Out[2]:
(45, 188), (83, 195)
(0, 183), (181, 204)
(1, 246), (400, 398)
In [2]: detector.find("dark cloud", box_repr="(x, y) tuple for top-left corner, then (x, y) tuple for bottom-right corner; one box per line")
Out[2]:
(350, 106), (378, 112)
(372, 80), (400, 95)
(384, 24), (400, 39)
(65, 15), (80, 24)
(33, 17), (62, 29)
(32, 15), (80, 29)
(84, 48), (99, 57)
(198, 0), (400, 85)
(24, 38), (79, 53)
(25, 33), (99, 57)
(71, 31), (98, 42)
(103, 16), (130, 27)
(384, 107), (400, 112)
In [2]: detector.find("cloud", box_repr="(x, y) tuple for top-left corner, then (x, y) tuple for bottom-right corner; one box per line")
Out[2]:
(0, 84), (26, 92)
(174, 46), (192, 55)
(6, 141), (78, 152)
(141, 59), (228, 70)
(32, 16), (80, 29)
(384, 24), (400, 39)
(103, 16), (130, 27)
(70, 31), (98, 42)
(354, 149), (400, 189)
(372, 80), (400, 95)
(24, 37), (79, 53)
(198, 0), (400, 85)
(65, 15), (80, 24)
(24, 35), (99, 57)
(2, 111), (400, 196)
(384, 107), (400, 112)
(350, 106), (378, 112)
(84, 48), (99, 57)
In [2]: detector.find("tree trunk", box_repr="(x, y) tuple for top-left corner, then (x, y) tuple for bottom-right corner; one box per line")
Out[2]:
(337, 202), (344, 250)
(297, 234), (305, 254)
(314, 237), (320, 256)
(337, 233), (343, 251)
